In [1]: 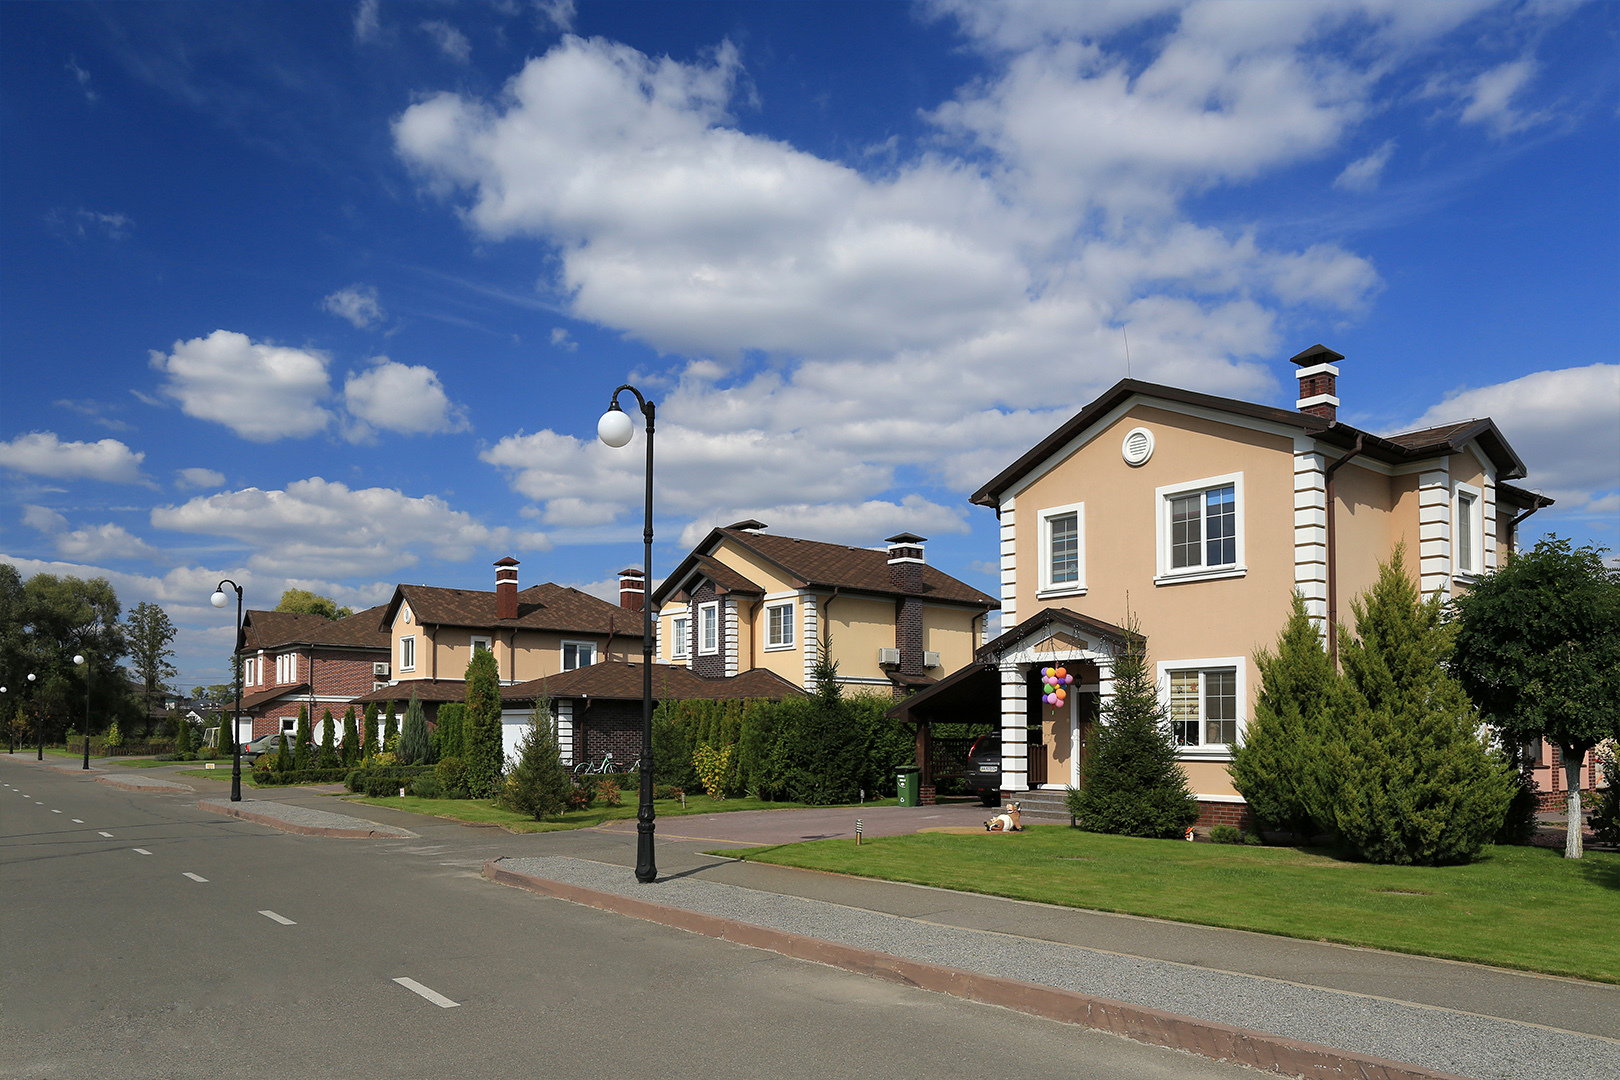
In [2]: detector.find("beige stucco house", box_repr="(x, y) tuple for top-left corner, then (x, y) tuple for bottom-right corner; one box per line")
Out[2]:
(650, 523), (998, 696)
(898, 346), (1551, 822)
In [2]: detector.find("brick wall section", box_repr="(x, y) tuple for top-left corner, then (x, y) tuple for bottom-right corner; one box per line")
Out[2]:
(574, 699), (643, 766)
(896, 596), (924, 676)
(690, 581), (726, 680)
(246, 647), (385, 739)
(1193, 800), (1259, 831)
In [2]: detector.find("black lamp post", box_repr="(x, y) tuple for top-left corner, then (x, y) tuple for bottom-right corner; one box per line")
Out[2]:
(75, 653), (90, 770)
(598, 385), (657, 885)
(32, 671), (43, 760)
(211, 580), (245, 802)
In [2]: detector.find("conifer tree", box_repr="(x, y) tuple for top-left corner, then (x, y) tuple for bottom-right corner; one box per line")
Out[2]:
(1069, 616), (1199, 838)
(275, 731), (291, 773)
(383, 701), (399, 755)
(398, 692), (431, 765)
(174, 714), (193, 755)
(435, 703), (465, 761)
(293, 705), (312, 770)
(463, 649), (504, 798)
(1329, 546), (1514, 865)
(1230, 592), (1338, 840)
(363, 702), (379, 760)
(317, 708), (339, 768)
(501, 698), (570, 820)
(340, 705), (360, 767)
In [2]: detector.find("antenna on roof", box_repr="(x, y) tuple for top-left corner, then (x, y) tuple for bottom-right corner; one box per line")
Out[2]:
(1122, 327), (1131, 378)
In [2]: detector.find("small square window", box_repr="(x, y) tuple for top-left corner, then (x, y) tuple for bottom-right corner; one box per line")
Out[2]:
(471, 636), (492, 656)
(562, 641), (595, 671)
(766, 602), (795, 648)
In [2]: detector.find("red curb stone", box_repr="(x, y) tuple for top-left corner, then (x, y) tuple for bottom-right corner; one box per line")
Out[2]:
(484, 860), (1473, 1080)
(96, 775), (191, 793)
(198, 800), (413, 839)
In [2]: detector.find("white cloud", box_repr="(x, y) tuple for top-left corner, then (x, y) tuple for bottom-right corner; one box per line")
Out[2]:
(342, 358), (469, 439)
(550, 327), (578, 351)
(66, 56), (97, 102)
(536, 1), (576, 33)
(321, 284), (386, 329)
(22, 505), (68, 532)
(0, 432), (147, 484)
(1458, 58), (1543, 137)
(1400, 364), (1620, 509)
(151, 477), (549, 578)
(353, 0), (380, 44)
(150, 330), (335, 442)
(676, 496), (970, 549)
(53, 523), (162, 562)
(421, 20), (472, 63)
(1334, 139), (1396, 192)
(176, 467), (225, 489)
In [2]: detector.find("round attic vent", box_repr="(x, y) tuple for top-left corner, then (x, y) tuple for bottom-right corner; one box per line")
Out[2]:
(1122, 427), (1154, 466)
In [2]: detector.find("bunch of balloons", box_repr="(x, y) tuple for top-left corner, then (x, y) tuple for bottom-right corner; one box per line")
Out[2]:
(1041, 666), (1073, 708)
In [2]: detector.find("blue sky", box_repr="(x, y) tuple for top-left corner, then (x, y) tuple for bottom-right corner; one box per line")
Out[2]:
(3, 0), (1616, 691)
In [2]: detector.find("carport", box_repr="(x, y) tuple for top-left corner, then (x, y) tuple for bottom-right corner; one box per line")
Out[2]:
(886, 660), (1000, 803)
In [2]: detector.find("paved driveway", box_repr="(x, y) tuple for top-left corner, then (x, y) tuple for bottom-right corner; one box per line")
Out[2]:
(593, 800), (994, 845)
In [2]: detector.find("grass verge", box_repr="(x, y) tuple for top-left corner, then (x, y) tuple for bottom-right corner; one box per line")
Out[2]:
(177, 768), (261, 785)
(729, 826), (1620, 984)
(345, 793), (896, 834)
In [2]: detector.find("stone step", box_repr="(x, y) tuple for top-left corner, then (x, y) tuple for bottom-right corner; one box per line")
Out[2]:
(1005, 788), (1072, 823)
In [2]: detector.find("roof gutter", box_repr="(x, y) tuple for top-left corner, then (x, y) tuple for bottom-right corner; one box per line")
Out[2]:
(1323, 431), (1366, 670)
(1506, 495), (1553, 555)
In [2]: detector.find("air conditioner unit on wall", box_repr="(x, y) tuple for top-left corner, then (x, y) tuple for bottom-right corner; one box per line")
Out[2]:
(923, 651), (941, 669)
(373, 662), (390, 677)
(878, 648), (901, 667)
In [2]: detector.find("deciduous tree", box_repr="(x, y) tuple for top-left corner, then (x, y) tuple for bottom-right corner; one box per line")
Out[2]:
(125, 602), (177, 729)
(274, 589), (353, 620)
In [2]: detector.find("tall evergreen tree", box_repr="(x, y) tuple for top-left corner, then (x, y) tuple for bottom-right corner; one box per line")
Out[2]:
(501, 699), (570, 820)
(463, 649), (504, 798)
(1230, 592), (1338, 840)
(1069, 616), (1199, 838)
(383, 700), (399, 754)
(275, 731), (291, 773)
(398, 692), (431, 765)
(293, 705), (312, 770)
(317, 708), (339, 768)
(363, 702), (379, 759)
(435, 703), (465, 761)
(1330, 547), (1515, 865)
(340, 705), (360, 767)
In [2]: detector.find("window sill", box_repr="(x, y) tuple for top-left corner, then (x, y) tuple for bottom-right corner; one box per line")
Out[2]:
(1176, 746), (1235, 762)
(762, 643), (795, 653)
(1036, 586), (1087, 601)
(1452, 571), (1482, 585)
(1154, 566), (1246, 587)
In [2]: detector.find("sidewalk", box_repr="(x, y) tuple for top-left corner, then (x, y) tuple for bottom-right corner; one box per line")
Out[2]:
(488, 852), (1619, 1080)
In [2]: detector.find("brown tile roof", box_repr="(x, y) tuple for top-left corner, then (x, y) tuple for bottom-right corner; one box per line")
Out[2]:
(978, 607), (1136, 661)
(240, 605), (391, 652)
(692, 554), (763, 595)
(511, 662), (804, 703)
(970, 378), (1531, 507)
(382, 582), (643, 637)
(349, 679), (470, 706)
(1497, 481), (1555, 510)
(654, 529), (998, 609)
(238, 682), (311, 711)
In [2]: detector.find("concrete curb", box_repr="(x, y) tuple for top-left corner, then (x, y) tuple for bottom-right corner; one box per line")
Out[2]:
(49, 764), (104, 775)
(485, 860), (1471, 1080)
(96, 774), (192, 793)
(199, 799), (415, 839)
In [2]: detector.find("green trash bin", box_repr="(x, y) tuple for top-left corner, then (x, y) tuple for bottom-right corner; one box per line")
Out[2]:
(896, 766), (920, 807)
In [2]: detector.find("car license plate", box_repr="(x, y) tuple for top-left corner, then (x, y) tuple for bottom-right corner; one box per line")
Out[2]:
(979, 765), (998, 772)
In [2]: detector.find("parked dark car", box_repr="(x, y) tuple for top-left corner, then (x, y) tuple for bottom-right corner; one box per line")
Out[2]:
(964, 735), (1001, 807)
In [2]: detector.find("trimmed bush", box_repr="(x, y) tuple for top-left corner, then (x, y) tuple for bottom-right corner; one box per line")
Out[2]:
(340, 706), (360, 767)
(255, 767), (353, 786)
(435, 702), (465, 761)
(435, 756), (468, 798)
(410, 773), (444, 799)
(293, 706), (312, 770)
(343, 764), (434, 794)
(317, 708), (339, 768)
(1588, 754), (1619, 846)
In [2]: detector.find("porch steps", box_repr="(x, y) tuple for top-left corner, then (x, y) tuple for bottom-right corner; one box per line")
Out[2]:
(1010, 788), (1072, 825)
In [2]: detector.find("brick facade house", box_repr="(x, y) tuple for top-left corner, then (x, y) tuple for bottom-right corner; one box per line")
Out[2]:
(233, 606), (391, 745)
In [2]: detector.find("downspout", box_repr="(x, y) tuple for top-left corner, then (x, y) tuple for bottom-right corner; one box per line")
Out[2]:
(1506, 499), (1546, 556)
(1323, 432), (1366, 670)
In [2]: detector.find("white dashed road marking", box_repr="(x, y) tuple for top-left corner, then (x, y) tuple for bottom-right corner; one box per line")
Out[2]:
(259, 910), (296, 925)
(133, 848), (152, 855)
(98, 831), (113, 837)
(51, 809), (61, 813)
(72, 818), (83, 823)
(392, 978), (460, 1008)
(182, 872), (208, 882)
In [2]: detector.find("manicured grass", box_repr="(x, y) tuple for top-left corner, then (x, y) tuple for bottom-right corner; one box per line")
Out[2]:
(731, 827), (1620, 984)
(346, 793), (896, 834)
(177, 768), (262, 785)
(115, 757), (206, 768)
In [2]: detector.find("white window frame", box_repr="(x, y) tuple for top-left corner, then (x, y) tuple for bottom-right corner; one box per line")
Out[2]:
(471, 635), (493, 657)
(698, 601), (719, 656)
(561, 640), (596, 671)
(764, 599), (796, 650)
(1453, 482), (1483, 580)
(280, 716), (296, 734)
(1155, 472), (1245, 585)
(1036, 501), (1086, 599)
(1157, 657), (1246, 760)
(242, 657), (256, 687)
(399, 635), (416, 672)
(669, 615), (689, 660)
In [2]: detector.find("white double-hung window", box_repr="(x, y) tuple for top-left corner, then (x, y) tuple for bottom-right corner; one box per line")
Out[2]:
(670, 616), (689, 660)
(275, 653), (296, 685)
(698, 601), (719, 656)
(399, 635), (416, 672)
(562, 641), (596, 671)
(1156, 473), (1244, 583)
(1160, 659), (1244, 755)
(1037, 502), (1085, 597)
(765, 600), (795, 649)
(1453, 482), (1483, 578)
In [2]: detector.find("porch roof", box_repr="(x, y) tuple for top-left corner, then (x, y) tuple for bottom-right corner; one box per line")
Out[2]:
(885, 660), (996, 724)
(977, 607), (1136, 662)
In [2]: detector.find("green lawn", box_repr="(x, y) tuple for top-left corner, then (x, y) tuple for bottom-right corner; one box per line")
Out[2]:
(177, 767), (260, 785)
(730, 827), (1620, 984)
(346, 793), (896, 834)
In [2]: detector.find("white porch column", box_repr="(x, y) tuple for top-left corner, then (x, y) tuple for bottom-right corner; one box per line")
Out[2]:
(999, 662), (1027, 792)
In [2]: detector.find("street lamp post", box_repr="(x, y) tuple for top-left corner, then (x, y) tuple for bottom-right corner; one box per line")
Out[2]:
(211, 580), (245, 802)
(75, 654), (90, 770)
(2, 685), (9, 754)
(598, 385), (657, 885)
(30, 671), (40, 760)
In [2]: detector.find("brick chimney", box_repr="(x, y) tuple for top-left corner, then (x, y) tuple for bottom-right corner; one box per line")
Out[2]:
(885, 533), (926, 592)
(1291, 344), (1344, 421)
(494, 556), (519, 620)
(886, 534), (927, 677)
(618, 567), (645, 612)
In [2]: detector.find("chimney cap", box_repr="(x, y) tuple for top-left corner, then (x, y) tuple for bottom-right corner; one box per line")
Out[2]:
(618, 567), (644, 578)
(885, 532), (927, 546)
(726, 519), (768, 531)
(493, 556), (520, 567)
(1289, 344), (1344, 367)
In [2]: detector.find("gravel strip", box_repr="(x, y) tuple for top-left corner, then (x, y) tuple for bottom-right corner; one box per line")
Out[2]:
(198, 798), (415, 837)
(498, 855), (1618, 1080)
(96, 774), (191, 792)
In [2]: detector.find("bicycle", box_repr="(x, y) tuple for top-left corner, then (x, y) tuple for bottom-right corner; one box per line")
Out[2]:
(571, 752), (616, 777)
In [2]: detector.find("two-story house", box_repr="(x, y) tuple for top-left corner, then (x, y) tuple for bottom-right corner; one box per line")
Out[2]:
(233, 606), (392, 746)
(650, 523), (999, 696)
(894, 346), (1553, 823)
(350, 557), (644, 725)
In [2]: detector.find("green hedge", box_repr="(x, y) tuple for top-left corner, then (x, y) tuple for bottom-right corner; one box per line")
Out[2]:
(254, 767), (354, 786)
(343, 764), (434, 794)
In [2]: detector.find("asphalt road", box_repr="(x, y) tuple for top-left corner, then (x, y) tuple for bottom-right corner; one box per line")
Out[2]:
(0, 760), (1258, 1080)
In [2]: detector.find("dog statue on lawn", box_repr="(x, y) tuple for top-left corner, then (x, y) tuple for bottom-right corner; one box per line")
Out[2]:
(985, 802), (1023, 832)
